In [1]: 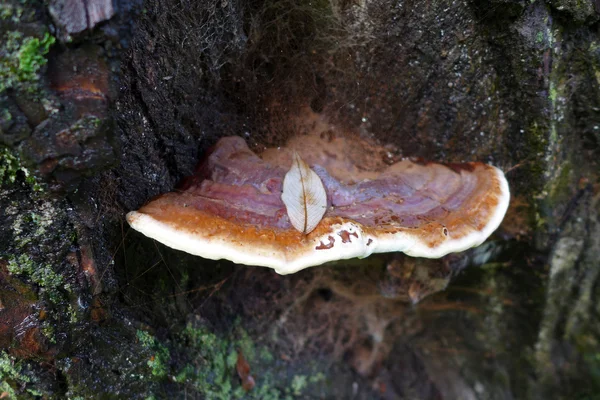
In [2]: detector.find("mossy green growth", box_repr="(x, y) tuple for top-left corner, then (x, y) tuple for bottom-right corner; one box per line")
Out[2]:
(0, 352), (25, 399)
(136, 330), (171, 379)
(174, 321), (327, 399)
(290, 375), (308, 396)
(175, 323), (241, 399)
(0, 146), (22, 185)
(536, 31), (544, 44)
(0, 2), (23, 22)
(0, 351), (40, 399)
(548, 161), (572, 200)
(549, 82), (558, 104)
(133, 322), (328, 398)
(7, 254), (66, 304)
(0, 31), (55, 94)
(0, 146), (42, 190)
(17, 33), (55, 81)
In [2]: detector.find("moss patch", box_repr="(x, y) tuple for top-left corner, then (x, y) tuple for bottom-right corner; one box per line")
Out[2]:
(0, 31), (55, 94)
(0, 146), (41, 190)
(175, 320), (328, 399)
(135, 320), (329, 399)
(136, 330), (171, 379)
(6, 254), (68, 305)
(0, 351), (44, 399)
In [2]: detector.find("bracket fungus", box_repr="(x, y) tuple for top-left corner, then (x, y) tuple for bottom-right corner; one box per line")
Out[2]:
(126, 135), (510, 275)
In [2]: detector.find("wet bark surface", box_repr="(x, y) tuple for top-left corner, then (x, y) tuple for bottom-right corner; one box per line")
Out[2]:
(0, 0), (599, 398)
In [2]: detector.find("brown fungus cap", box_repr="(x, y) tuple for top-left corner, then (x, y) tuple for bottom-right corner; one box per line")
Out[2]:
(126, 134), (510, 275)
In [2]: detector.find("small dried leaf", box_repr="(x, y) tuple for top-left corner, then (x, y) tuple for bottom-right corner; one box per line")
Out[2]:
(236, 350), (255, 391)
(281, 152), (327, 234)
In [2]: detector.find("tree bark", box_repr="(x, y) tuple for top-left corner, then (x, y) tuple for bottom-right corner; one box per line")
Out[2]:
(1, 0), (599, 398)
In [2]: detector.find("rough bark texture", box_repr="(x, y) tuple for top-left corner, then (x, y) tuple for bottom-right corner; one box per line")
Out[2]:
(0, 0), (599, 398)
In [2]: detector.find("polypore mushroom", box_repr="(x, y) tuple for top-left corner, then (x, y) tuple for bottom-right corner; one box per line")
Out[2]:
(126, 135), (509, 275)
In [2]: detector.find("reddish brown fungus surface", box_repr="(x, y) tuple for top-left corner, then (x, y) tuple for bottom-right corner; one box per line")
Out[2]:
(127, 130), (509, 274)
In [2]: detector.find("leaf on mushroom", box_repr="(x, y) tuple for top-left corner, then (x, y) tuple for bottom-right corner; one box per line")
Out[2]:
(281, 151), (328, 234)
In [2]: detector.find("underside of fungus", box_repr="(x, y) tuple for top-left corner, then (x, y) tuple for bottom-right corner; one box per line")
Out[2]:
(126, 132), (510, 275)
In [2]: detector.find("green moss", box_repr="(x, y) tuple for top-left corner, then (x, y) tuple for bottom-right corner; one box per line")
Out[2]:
(174, 321), (328, 399)
(259, 347), (274, 362)
(235, 325), (256, 361)
(536, 31), (544, 43)
(0, 351), (51, 398)
(308, 372), (326, 384)
(71, 115), (102, 132)
(7, 255), (62, 289)
(0, 351), (32, 400)
(18, 33), (55, 80)
(136, 330), (171, 379)
(549, 161), (572, 199)
(0, 107), (12, 124)
(550, 0), (597, 23)
(0, 3), (23, 22)
(0, 146), (22, 185)
(0, 30), (55, 94)
(40, 321), (56, 344)
(7, 254), (66, 304)
(549, 82), (558, 103)
(129, 320), (327, 398)
(290, 375), (308, 396)
(177, 324), (235, 399)
(0, 146), (42, 190)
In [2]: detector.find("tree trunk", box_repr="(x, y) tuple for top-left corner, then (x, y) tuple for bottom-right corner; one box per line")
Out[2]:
(1, 0), (599, 398)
